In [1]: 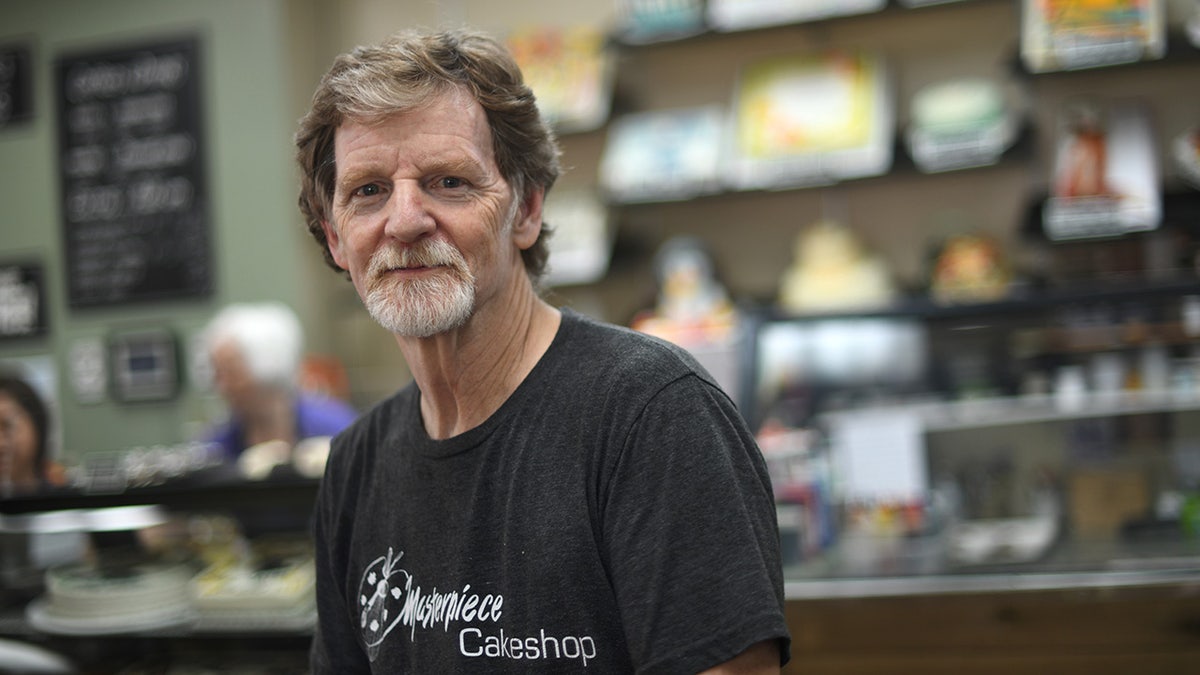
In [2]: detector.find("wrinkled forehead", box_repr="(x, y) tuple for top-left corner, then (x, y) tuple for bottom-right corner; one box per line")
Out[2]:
(341, 84), (485, 138)
(334, 88), (499, 173)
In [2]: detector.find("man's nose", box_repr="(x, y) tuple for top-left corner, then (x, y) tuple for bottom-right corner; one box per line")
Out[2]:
(383, 182), (437, 243)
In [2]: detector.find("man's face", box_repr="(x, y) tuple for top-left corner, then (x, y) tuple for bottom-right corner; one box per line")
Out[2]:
(210, 339), (258, 413)
(323, 87), (535, 338)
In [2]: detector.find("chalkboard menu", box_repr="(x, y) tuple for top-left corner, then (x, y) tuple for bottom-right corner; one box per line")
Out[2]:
(0, 42), (33, 128)
(56, 36), (212, 307)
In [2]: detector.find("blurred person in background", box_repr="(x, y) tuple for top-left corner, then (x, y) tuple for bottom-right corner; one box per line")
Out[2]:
(0, 372), (61, 496)
(0, 374), (78, 673)
(296, 28), (789, 673)
(201, 302), (357, 462)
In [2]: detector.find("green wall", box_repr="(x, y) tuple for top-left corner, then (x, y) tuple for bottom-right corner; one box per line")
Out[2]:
(0, 0), (321, 462)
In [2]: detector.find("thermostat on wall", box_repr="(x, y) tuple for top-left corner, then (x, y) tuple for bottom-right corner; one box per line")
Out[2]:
(109, 329), (179, 402)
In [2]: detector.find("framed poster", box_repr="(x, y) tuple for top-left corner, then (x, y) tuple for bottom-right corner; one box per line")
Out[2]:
(541, 189), (612, 287)
(1021, 0), (1165, 73)
(506, 27), (614, 134)
(600, 105), (726, 203)
(55, 36), (213, 307)
(615, 0), (707, 44)
(1042, 99), (1160, 241)
(0, 261), (47, 340)
(109, 328), (180, 402)
(729, 50), (893, 189)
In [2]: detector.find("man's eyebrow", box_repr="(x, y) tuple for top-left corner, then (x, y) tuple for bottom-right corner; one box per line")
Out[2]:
(419, 150), (486, 176)
(333, 151), (490, 197)
(334, 165), (383, 196)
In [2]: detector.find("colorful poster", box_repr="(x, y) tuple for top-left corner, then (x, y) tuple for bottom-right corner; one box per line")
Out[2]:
(729, 50), (892, 189)
(1021, 0), (1165, 72)
(506, 27), (614, 133)
(599, 106), (725, 203)
(1043, 99), (1160, 240)
(1173, 127), (1200, 190)
(906, 77), (1019, 173)
(615, 0), (707, 44)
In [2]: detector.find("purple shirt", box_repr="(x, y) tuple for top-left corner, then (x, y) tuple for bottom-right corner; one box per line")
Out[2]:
(206, 392), (359, 461)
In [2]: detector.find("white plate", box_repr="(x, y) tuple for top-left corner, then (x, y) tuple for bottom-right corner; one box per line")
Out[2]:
(25, 597), (195, 635)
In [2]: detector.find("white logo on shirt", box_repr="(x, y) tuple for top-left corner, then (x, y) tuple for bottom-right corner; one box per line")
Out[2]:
(358, 547), (504, 660)
(357, 547), (597, 666)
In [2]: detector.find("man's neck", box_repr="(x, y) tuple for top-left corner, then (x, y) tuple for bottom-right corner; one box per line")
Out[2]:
(397, 288), (561, 440)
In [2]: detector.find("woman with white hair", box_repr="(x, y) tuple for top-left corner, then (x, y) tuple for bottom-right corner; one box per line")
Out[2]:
(202, 302), (357, 461)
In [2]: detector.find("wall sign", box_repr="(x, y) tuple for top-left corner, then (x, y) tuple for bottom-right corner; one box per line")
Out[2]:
(0, 261), (47, 340)
(0, 42), (33, 128)
(68, 336), (108, 404)
(55, 36), (213, 308)
(109, 328), (179, 402)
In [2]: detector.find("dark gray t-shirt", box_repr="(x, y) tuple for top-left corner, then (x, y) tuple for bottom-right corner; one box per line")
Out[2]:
(310, 310), (790, 673)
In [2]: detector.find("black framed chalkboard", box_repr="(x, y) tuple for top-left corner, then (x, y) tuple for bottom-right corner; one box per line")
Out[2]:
(55, 36), (213, 308)
(0, 42), (33, 128)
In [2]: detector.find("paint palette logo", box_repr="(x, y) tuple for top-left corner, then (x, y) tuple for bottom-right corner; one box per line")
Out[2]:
(359, 548), (409, 660)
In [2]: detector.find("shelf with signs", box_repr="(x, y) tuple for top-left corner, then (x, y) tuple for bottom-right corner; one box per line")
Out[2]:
(600, 121), (1036, 208)
(611, 0), (1006, 48)
(751, 275), (1200, 323)
(1011, 28), (1200, 78)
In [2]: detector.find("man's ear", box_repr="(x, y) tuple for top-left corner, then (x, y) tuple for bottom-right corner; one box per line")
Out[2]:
(512, 188), (545, 251)
(321, 219), (349, 269)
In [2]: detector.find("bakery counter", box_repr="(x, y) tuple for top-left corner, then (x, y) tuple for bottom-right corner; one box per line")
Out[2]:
(782, 523), (1200, 596)
(0, 541), (317, 673)
(2, 463), (1197, 673)
(0, 465), (320, 517)
(0, 466), (322, 673)
(0, 607), (312, 674)
(779, 532), (1200, 674)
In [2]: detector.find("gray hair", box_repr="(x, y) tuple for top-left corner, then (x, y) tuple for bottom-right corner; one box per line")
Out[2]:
(295, 28), (562, 283)
(204, 302), (303, 390)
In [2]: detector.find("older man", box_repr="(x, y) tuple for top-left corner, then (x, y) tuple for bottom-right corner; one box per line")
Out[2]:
(296, 28), (789, 674)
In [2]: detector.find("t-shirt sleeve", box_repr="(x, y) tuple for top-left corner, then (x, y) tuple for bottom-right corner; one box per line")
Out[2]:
(600, 373), (791, 674)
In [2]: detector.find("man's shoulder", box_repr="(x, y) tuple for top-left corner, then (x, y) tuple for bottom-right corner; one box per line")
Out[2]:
(338, 385), (413, 438)
(559, 309), (712, 385)
(324, 386), (411, 460)
(562, 309), (693, 364)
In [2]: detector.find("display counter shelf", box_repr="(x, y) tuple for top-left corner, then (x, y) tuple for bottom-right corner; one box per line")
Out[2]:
(823, 389), (1200, 433)
(787, 568), (1200, 600)
(783, 532), (1200, 599)
(0, 468), (1196, 675)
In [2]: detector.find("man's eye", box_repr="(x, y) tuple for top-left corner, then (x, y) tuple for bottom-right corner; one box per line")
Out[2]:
(438, 177), (464, 189)
(354, 184), (381, 197)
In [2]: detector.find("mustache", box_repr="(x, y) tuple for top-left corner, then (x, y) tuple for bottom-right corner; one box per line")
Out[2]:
(367, 239), (467, 278)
